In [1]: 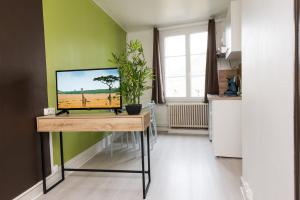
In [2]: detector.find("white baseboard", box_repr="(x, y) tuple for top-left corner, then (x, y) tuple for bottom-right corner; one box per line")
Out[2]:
(240, 177), (253, 200)
(13, 137), (109, 200)
(157, 125), (169, 132)
(157, 124), (209, 135)
(168, 128), (208, 135)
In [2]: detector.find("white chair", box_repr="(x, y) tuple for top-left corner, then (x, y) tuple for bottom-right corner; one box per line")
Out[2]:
(148, 101), (158, 144)
(104, 108), (138, 157)
(105, 102), (158, 156)
(105, 131), (137, 157)
(135, 101), (158, 150)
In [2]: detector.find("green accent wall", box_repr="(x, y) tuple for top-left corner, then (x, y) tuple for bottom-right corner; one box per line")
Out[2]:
(42, 0), (126, 164)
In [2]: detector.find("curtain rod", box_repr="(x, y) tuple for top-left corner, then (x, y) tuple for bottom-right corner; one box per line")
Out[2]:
(158, 18), (225, 31)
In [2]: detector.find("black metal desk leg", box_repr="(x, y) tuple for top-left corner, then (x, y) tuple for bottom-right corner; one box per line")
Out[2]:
(146, 127), (151, 183)
(140, 131), (146, 199)
(40, 133), (47, 193)
(39, 132), (65, 194)
(59, 132), (65, 180)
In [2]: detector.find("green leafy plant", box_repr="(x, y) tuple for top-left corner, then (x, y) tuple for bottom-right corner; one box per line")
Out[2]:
(110, 40), (153, 105)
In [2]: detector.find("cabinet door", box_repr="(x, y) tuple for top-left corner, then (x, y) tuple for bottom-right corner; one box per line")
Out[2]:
(209, 101), (213, 141)
(225, 0), (241, 58)
(225, 5), (232, 54)
(231, 0), (241, 52)
(212, 100), (242, 158)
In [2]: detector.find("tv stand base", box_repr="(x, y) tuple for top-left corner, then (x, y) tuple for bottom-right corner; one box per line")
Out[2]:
(56, 110), (70, 116)
(114, 109), (122, 115)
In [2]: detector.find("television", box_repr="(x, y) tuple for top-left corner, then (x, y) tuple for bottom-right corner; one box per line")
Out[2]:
(56, 68), (122, 111)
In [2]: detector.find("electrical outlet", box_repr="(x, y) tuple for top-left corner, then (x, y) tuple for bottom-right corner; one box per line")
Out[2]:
(44, 108), (56, 116)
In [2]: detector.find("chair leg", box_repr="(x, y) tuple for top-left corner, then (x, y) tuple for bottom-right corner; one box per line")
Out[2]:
(135, 132), (141, 150)
(121, 134), (124, 147)
(153, 120), (158, 143)
(132, 132), (137, 149)
(110, 132), (115, 158)
(105, 134), (110, 154)
(126, 133), (129, 148)
(149, 124), (154, 150)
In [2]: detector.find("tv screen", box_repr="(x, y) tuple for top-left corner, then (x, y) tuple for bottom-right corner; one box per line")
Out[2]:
(56, 68), (121, 110)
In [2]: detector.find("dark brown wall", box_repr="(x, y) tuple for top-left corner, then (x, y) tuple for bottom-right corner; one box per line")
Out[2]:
(0, 0), (51, 199)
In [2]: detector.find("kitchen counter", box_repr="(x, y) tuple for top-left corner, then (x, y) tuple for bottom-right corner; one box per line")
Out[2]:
(208, 94), (242, 158)
(207, 94), (242, 101)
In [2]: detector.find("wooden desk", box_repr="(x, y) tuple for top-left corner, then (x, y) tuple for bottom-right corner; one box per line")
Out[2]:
(37, 112), (151, 199)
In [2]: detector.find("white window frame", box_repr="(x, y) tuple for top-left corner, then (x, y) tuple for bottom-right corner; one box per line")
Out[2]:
(160, 25), (208, 102)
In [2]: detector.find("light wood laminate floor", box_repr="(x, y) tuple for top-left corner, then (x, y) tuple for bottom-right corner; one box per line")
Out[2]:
(39, 134), (242, 200)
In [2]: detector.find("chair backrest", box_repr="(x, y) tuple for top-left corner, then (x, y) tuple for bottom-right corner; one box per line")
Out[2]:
(143, 101), (156, 121)
(144, 101), (158, 139)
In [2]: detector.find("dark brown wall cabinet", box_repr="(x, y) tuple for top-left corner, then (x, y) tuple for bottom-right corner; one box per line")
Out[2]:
(0, 0), (50, 199)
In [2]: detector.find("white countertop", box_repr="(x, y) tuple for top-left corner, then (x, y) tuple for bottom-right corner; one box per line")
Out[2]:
(207, 94), (242, 101)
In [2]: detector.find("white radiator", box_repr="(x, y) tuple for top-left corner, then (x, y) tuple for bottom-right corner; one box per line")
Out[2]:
(168, 103), (209, 129)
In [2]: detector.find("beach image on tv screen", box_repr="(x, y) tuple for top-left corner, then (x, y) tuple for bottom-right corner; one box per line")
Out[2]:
(56, 68), (121, 109)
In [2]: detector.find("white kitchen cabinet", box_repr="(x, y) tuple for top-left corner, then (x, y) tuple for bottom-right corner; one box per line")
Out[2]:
(208, 95), (242, 158)
(225, 0), (241, 59)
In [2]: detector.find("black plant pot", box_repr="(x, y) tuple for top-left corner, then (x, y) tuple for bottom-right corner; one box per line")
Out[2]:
(125, 104), (142, 115)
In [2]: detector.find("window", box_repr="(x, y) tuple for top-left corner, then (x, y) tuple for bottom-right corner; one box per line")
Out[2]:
(161, 28), (208, 99)
(164, 35), (186, 97)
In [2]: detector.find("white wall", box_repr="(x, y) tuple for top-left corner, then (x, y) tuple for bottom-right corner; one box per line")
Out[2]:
(241, 0), (294, 199)
(127, 29), (153, 104)
(127, 29), (169, 128)
(127, 21), (226, 129)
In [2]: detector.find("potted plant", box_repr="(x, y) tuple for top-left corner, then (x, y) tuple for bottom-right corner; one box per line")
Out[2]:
(110, 40), (153, 115)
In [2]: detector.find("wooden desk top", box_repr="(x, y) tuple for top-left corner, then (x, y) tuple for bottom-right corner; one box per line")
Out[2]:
(36, 112), (150, 133)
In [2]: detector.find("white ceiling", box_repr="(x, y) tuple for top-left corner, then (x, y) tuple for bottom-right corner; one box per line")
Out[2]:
(93, 0), (231, 32)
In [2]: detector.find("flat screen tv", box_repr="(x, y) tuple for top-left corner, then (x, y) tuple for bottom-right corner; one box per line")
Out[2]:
(56, 68), (121, 110)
